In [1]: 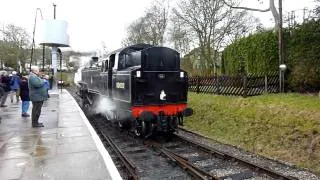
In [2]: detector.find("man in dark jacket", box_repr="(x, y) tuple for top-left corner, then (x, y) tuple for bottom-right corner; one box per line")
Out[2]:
(0, 83), (4, 98)
(0, 71), (11, 107)
(0, 82), (5, 121)
(20, 76), (30, 117)
(28, 66), (48, 127)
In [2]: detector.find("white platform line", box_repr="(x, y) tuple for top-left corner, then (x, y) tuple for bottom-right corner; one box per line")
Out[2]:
(63, 89), (122, 180)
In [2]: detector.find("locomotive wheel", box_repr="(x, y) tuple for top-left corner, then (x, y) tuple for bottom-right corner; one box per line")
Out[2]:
(134, 120), (145, 137)
(134, 120), (150, 137)
(80, 98), (86, 109)
(165, 130), (175, 141)
(118, 121), (124, 129)
(82, 98), (92, 115)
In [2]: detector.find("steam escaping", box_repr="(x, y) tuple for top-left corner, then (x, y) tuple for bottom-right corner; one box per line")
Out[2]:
(93, 96), (116, 120)
(73, 56), (93, 84)
(74, 67), (83, 84)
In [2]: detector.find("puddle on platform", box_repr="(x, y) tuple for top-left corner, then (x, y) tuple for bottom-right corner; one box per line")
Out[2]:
(33, 146), (49, 157)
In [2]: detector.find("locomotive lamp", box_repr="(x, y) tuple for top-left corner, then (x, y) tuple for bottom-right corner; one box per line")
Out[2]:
(180, 72), (185, 78)
(136, 71), (141, 78)
(158, 73), (165, 79)
(160, 90), (166, 101)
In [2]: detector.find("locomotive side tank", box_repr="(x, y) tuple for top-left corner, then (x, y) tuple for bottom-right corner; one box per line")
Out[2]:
(77, 44), (192, 137)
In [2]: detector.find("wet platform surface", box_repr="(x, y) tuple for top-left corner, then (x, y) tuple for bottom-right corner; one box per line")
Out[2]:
(0, 90), (121, 180)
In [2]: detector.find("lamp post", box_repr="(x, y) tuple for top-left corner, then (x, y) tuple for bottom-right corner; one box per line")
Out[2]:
(42, 45), (45, 70)
(57, 48), (62, 92)
(51, 3), (58, 90)
(279, 64), (286, 92)
(279, 0), (284, 92)
(29, 8), (43, 71)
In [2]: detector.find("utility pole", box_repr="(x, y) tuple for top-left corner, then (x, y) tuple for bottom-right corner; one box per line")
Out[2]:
(53, 4), (56, 19)
(29, 8), (43, 71)
(303, 8), (307, 23)
(52, 3), (58, 90)
(278, 0), (284, 93)
(42, 45), (45, 70)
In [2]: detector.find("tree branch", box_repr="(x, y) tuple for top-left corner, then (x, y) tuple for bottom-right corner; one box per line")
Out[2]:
(221, 0), (270, 12)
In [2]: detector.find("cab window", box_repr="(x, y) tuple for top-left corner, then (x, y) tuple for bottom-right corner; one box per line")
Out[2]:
(109, 54), (115, 70)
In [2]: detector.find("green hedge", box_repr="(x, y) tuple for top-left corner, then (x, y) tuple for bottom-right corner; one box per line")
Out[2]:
(223, 20), (320, 92)
(286, 20), (320, 92)
(223, 30), (278, 75)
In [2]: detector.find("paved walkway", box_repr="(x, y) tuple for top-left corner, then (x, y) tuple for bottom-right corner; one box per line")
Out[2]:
(0, 90), (121, 180)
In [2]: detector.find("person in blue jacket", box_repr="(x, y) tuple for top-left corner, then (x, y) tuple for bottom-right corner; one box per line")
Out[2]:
(10, 71), (20, 103)
(28, 66), (47, 127)
(0, 81), (5, 121)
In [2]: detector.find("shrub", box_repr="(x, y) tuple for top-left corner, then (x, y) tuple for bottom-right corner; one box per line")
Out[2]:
(223, 20), (320, 92)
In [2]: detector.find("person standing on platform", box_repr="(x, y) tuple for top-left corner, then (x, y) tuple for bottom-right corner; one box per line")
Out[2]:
(0, 71), (11, 107)
(0, 81), (5, 121)
(43, 75), (50, 98)
(28, 66), (47, 127)
(49, 74), (53, 90)
(20, 76), (30, 117)
(10, 71), (20, 103)
(0, 82), (4, 98)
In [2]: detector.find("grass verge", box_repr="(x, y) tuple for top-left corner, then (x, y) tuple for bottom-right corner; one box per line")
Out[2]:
(184, 92), (320, 174)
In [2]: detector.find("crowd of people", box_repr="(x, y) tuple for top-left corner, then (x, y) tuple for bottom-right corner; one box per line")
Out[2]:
(0, 66), (50, 127)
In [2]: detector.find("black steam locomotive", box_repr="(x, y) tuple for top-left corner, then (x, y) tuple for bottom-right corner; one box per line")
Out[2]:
(77, 44), (192, 137)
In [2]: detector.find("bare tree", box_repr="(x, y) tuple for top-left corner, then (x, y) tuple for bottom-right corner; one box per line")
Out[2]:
(122, 0), (169, 46)
(122, 17), (149, 46)
(0, 24), (29, 70)
(217, 10), (259, 46)
(172, 0), (220, 74)
(169, 15), (194, 56)
(315, 0), (320, 16)
(222, 0), (279, 30)
(172, 0), (256, 75)
(144, 0), (169, 45)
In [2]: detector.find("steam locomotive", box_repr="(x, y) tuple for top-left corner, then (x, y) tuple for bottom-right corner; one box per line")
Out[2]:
(77, 44), (192, 137)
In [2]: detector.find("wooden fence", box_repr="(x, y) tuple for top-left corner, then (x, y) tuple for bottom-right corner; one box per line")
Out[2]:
(188, 73), (279, 97)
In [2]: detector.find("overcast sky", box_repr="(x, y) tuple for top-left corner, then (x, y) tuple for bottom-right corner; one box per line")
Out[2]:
(0, 0), (317, 52)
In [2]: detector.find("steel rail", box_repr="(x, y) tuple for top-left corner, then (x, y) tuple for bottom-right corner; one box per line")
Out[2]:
(177, 127), (298, 180)
(92, 121), (139, 180)
(145, 140), (220, 180)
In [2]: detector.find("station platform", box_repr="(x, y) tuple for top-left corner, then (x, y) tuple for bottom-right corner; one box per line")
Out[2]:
(0, 89), (122, 180)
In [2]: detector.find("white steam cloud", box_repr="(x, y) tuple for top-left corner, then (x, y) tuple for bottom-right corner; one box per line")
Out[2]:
(73, 56), (117, 121)
(73, 56), (93, 84)
(93, 96), (116, 120)
(74, 67), (83, 84)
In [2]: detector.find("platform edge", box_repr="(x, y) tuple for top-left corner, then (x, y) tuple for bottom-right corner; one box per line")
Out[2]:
(63, 89), (123, 180)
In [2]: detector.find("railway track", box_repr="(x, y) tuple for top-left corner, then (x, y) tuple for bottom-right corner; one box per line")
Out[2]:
(67, 87), (299, 180)
(90, 117), (297, 180)
(150, 131), (298, 180)
(89, 116), (192, 180)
